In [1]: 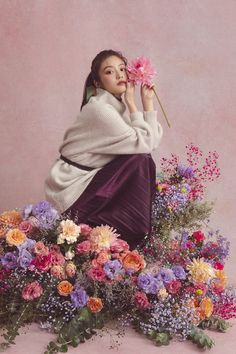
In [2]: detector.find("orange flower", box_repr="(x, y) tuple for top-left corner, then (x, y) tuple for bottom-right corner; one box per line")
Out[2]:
(87, 297), (103, 313)
(6, 228), (27, 246)
(199, 297), (213, 320)
(122, 251), (146, 272)
(215, 270), (228, 287)
(0, 210), (22, 227)
(0, 224), (7, 239)
(57, 280), (73, 296)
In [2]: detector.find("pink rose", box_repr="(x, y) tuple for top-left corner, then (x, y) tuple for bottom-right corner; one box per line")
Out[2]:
(76, 240), (91, 254)
(166, 280), (182, 294)
(50, 265), (66, 280)
(50, 251), (66, 266)
(34, 241), (49, 256)
(19, 220), (33, 234)
(30, 254), (53, 272)
(87, 266), (106, 282)
(110, 239), (129, 253)
(133, 291), (151, 309)
(22, 281), (43, 300)
(79, 223), (92, 237)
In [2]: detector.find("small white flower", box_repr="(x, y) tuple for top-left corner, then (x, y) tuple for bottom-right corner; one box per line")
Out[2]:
(65, 250), (75, 260)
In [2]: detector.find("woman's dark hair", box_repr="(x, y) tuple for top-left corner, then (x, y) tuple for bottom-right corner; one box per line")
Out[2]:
(80, 49), (127, 111)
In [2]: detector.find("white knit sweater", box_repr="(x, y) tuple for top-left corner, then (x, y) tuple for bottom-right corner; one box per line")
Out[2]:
(45, 88), (163, 213)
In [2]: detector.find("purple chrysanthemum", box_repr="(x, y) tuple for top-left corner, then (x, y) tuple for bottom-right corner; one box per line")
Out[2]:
(0, 252), (18, 269)
(103, 260), (124, 280)
(172, 265), (186, 280)
(70, 286), (88, 308)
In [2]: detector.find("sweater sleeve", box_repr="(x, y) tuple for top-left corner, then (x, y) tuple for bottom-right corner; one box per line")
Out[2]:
(84, 103), (163, 155)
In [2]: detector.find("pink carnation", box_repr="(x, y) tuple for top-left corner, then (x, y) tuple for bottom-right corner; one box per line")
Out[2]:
(166, 280), (182, 294)
(87, 266), (106, 282)
(76, 240), (91, 254)
(30, 254), (53, 272)
(22, 281), (43, 301)
(133, 291), (151, 309)
(110, 239), (130, 253)
(50, 265), (66, 280)
(192, 231), (205, 243)
(50, 250), (66, 266)
(79, 223), (93, 237)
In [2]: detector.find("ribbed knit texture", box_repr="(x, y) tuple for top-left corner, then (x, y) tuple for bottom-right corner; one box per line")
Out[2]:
(45, 88), (163, 213)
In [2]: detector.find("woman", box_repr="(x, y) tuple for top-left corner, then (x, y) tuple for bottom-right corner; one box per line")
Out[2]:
(45, 49), (163, 249)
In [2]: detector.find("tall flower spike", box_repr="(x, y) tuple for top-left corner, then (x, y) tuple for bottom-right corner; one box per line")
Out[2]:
(127, 56), (171, 128)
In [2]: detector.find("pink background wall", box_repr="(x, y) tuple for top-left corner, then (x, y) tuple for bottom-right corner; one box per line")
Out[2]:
(0, 0), (235, 280)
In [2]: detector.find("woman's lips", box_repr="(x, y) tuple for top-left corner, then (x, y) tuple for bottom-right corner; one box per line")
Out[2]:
(117, 81), (127, 85)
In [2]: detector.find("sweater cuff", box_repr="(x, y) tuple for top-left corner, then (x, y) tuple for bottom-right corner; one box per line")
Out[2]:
(130, 111), (144, 122)
(143, 110), (157, 121)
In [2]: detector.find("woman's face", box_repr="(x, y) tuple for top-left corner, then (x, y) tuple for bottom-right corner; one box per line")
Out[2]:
(96, 55), (128, 98)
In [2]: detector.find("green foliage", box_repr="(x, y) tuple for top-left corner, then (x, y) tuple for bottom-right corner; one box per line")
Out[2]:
(188, 326), (215, 349)
(199, 315), (231, 332)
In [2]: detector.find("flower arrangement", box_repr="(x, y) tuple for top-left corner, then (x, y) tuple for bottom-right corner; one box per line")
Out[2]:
(0, 146), (235, 354)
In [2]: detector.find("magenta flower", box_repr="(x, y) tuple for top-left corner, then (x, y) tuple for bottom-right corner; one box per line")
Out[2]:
(127, 56), (157, 86)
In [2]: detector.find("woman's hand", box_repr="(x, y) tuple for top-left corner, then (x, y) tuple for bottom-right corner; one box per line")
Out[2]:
(124, 81), (138, 113)
(141, 83), (155, 111)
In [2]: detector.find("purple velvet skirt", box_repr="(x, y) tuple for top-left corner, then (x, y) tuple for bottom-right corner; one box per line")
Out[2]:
(62, 154), (156, 249)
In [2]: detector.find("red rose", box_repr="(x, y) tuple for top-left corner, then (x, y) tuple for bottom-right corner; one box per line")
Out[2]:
(214, 261), (224, 270)
(192, 231), (205, 242)
(133, 291), (151, 309)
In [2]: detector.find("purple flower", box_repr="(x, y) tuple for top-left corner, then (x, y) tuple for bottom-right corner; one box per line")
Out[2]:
(158, 268), (176, 284)
(172, 265), (186, 280)
(177, 164), (195, 179)
(17, 248), (33, 269)
(17, 238), (36, 252)
(103, 260), (124, 280)
(70, 287), (88, 308)
(21, 204), (33, 219)
(137, 273), (164, 294)
(1, 252), (18, 269)
(31, 201), (59, 230)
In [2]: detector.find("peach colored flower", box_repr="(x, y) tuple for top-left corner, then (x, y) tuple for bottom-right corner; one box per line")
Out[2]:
(122, 251), (146, 272)
(89, 225), (119, 252)
(87, 297), (103, 313)
(6, 228), (27, 246)
(22, 281), (43, 301)
(95, 250), (111, 265)
(57, 280), (74, 296)
(215, 270), (228, 287)
(0, 210), (22, 227)
(50, 265), (66, 280)
(65, 262), (77, 277)
(57, 219), (81, 244)
(157, 288), (168, 301)
(199, 297), (214, 320)
(34, 241), (49, 256)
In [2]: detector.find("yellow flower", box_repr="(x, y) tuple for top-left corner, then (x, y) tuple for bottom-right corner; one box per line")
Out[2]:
(90, 225), (118, 251)
(187, 258), (215, 283)
(157, 288), (168, 301)
(199, 297), (214, 320)
(6, 228), (27, 246)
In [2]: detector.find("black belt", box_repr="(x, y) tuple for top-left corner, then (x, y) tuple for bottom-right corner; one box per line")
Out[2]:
(60, 155), (95, 171)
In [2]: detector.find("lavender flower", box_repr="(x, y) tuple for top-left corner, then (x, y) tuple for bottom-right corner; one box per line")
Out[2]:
(138, 273), (164, 294)
(172, 265), (186, 280)
(177, 164), (195, 179)
(158, 268), (176, 284)
(1, 252), (18, 269)
(103, 260), (124, 280)
(70, 287), (88, 308)
(21, 204), (33, 219)
(17, 248), (33, 269)
(17, 238), (36, 252)
(31, 200), (59, 230)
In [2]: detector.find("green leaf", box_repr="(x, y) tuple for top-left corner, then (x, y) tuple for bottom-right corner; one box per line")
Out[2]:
(59, 344), (68, 352)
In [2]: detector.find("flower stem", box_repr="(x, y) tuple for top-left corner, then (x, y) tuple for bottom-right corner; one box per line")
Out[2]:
(152, 86), (171, 128)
